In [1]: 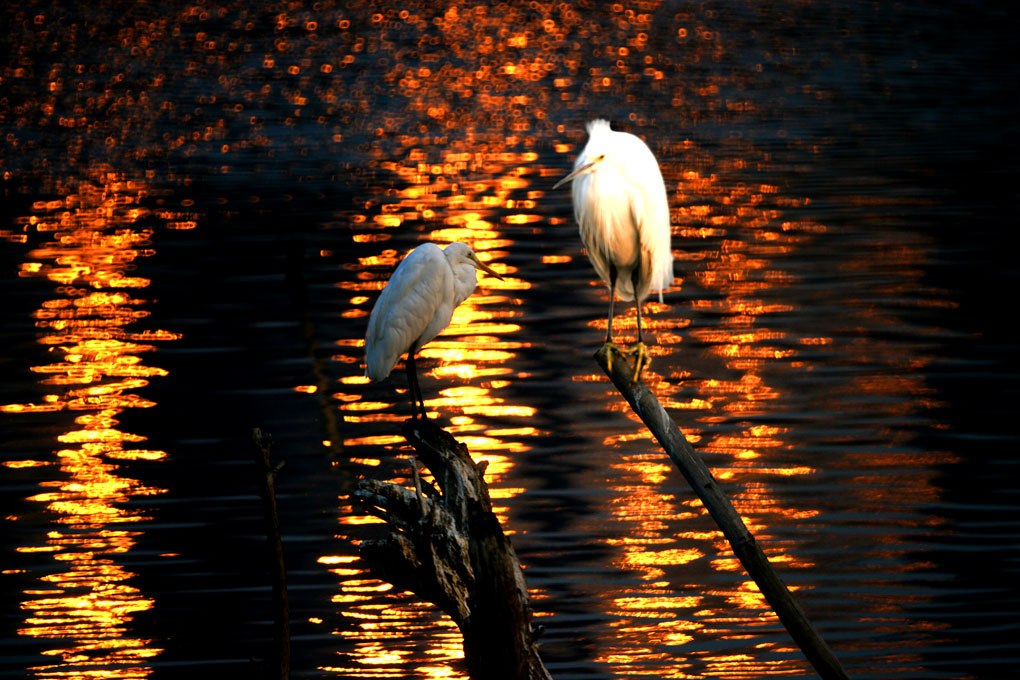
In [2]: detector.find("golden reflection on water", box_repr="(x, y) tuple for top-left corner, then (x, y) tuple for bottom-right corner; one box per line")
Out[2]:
(320, 7), (944, 672)
(2, 171), (176, 677)
(331, 142), (541, 676)
(581, 140), (955, 674)
(60, 1), (958, 675)
(339, 147), (537, 461)
(573, 163), (820, 676)
(0, 0), (966, 677)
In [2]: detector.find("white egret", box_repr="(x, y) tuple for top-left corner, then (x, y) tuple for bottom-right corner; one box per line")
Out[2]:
(554, 119), (674, 382)
(365, 241), (502, 419)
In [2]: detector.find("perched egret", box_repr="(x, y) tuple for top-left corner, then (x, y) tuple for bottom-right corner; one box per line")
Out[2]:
(365, 241), (502, 419)
(554, 119), (674, 382)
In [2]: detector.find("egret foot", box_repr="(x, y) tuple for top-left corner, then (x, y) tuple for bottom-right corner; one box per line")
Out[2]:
(597, 341), (650, 384)
(624, 342), (648, 385)
(616, 341), (650, 384)
(596, 341), (625, 374)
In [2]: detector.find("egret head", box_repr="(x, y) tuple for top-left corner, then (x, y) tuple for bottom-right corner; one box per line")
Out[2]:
(553, 119), (614, 189)
(443, 242), (503, 280)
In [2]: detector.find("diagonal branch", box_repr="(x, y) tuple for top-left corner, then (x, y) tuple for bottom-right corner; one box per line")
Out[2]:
(596, 345), (851, 680)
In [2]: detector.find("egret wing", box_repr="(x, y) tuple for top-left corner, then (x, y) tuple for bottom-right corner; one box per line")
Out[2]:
(573, 173), (610, 285)
(625, 138), (674, 301)
(574, 172), (636, 291)
(365, 244), (449, 381)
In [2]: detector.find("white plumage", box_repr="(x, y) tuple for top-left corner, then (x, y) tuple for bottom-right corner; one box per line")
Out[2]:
(554, 119), (675, 380)
(364, 241), (500, 418)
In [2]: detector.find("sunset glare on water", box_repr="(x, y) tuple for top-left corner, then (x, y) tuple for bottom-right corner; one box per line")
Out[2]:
(2, 1), (1017, 678)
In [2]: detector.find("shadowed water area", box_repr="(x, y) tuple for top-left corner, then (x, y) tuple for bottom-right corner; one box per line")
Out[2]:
(1, 1), (1017, 678)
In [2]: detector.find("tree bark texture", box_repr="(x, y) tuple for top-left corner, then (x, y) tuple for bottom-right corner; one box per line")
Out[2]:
(355, 420), (552, 680)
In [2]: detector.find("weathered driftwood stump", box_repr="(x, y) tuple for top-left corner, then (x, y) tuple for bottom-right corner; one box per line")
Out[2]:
(354, 420), (552, 680)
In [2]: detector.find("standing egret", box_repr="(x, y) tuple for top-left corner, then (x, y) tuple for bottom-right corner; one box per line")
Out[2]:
(554, 119), (674, 382)
(365, 241), (502, 419)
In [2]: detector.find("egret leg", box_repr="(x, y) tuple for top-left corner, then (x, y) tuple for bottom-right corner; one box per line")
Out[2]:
(404, 348), (417, 419)
(405, 343), (427, 420)
(628, 267), (650, 383)
(601, 264), (621, 373)
(606, 269), (650, 384)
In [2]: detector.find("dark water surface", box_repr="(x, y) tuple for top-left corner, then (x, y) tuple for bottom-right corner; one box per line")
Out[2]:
(2, 1), (1017, 678)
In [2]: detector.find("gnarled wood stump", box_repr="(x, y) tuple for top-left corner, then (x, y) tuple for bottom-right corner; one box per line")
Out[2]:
(354, 420), (551, 680)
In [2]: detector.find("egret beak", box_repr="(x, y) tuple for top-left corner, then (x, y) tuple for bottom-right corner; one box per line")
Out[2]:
(469, 252), (504, 280)
(552, 160), (596, 189)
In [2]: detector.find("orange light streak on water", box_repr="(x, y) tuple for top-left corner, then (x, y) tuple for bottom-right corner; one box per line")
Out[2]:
(330, 134), (544, 677)
(2, 171), (176, 677)
(584, 154), (845, 678)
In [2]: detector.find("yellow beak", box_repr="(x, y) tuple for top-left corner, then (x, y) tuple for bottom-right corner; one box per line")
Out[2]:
(552, 159), (597, 189)
(469, 252), (504, 280)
